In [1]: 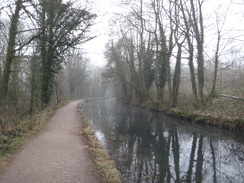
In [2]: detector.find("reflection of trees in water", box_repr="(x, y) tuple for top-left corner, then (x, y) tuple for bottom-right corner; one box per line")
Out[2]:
(83, 100), (244, 183)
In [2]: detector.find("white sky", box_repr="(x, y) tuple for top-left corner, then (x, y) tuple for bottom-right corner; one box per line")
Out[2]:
(1, 0), (243, 67)
(81, 0), (123, 67)
(82, 0), (244, 67)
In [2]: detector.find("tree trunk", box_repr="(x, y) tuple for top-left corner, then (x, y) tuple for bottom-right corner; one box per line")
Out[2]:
(197, 44), (205, 103)
(0, 58), (2, 85)
(125, 38), (141, 102)
(210, 30), (221, 97)
(156, 20), (168, 101)
(190, 0), (205, 103)
(30, 55), (40, 113)
(189, 42), (199, 105)
(172, 44), (182, 107)
(40, 0), (55, 107)
(138, 0), (149, 103)
(9, 55), (19, 112)
(151, 1), (168, 102)
(180, 0), (198, 105)
(0, 0), (22, 107)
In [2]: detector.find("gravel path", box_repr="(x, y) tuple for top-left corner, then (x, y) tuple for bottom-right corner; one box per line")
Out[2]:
(0, 101), (99, 183)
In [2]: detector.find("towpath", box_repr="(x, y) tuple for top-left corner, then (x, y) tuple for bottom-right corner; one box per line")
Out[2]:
(0, 100), (98, 183)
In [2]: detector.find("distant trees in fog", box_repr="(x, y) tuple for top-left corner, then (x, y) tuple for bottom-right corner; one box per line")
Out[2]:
(102, 0), (244, 107)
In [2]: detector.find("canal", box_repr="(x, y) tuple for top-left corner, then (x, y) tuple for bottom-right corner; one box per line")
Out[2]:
(82, 98), (244, 183)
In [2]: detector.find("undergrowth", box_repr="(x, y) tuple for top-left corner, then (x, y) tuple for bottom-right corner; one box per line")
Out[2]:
(0, 107), (56, 171)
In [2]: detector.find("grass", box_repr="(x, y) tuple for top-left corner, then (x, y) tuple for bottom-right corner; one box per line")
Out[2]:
(0, 105), (60, 171)
(79, 109), (122, 183)
(167, 97), (244, 131)
(194, 98), (243, 119)
(0, 99), (122, 183)
(140, 90), (244, 131)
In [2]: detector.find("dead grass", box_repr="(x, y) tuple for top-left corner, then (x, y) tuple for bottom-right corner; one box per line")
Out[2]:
(0, 107), (56, 171)
(193, 98), (244, 120)
(168, 97), (244, 131)
(147, 89), (244, 130)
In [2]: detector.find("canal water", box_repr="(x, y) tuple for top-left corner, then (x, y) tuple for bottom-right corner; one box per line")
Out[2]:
(82, 98), (244, 183)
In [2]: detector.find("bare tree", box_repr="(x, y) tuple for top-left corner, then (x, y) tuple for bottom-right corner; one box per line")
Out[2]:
(190, 0), (205, 103)
(210, 18), (221, 98)
(180, 0), (198, 104)
(0, 0), (22, 108)
(66, 50), (88, 99)
(210, 2), (233, 98)
(151, 0), (175, 103)
(170, 0), (187, 107)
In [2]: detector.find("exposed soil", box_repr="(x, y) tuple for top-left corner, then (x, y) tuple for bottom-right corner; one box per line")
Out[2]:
(0, 100), (99, 183)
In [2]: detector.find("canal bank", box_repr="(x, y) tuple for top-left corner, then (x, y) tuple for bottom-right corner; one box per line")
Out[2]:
(82, 98), (244, 183)
(133, 97), (244, 131)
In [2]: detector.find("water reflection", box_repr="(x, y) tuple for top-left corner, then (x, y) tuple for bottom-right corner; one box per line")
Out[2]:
(82, 98), (244, 183)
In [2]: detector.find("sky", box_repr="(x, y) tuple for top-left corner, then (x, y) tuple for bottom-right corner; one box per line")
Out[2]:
(82, 0), (244, 67)
(81, 0), (122, 67)
(1, 0), (243, 67)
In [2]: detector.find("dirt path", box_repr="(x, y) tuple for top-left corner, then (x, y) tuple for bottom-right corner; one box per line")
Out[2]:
(0, 101), (99, 183)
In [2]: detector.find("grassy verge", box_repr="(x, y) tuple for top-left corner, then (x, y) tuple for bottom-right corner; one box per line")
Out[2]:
(79, 101), (122, 183)
(0, 103), (65, 171)
(134, 94), (244, 131)
(166, 98), (244, 131)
